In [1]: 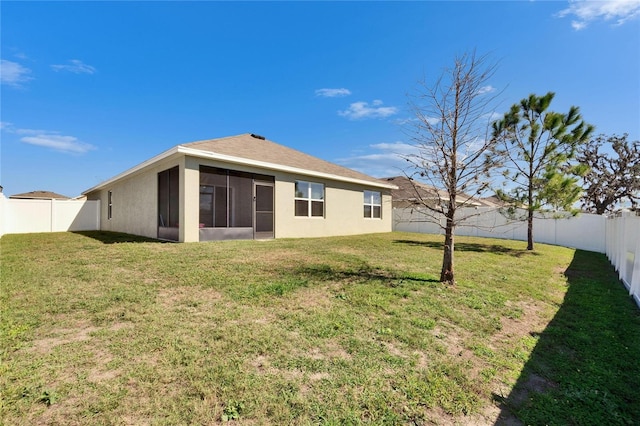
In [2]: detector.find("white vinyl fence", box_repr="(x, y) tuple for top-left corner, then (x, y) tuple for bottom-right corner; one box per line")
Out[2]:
(394, 207), (607, 252)
(0, 194), (100, 237)
(606, 213), (640, 306)
(394, 207), (640, 305)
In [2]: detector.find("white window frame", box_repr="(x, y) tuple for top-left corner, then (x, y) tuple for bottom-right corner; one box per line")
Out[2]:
(294, 180), (324, 218)
(364, 190), (382, 219)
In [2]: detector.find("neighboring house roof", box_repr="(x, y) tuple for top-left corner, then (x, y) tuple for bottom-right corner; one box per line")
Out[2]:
(83, 134), (396, 195)
(10, 190), (70, 200)
(478, 195), (505, 208)
(383, 176), (485, 207)
(382, 176), (442, 204)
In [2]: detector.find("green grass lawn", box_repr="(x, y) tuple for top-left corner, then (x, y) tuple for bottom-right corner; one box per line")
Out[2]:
(1, 231), (639, 425)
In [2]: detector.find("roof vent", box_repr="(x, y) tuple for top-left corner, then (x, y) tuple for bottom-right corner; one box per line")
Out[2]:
(250, 133), (266, 140)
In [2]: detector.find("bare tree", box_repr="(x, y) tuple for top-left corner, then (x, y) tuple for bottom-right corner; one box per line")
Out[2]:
(577, 133), (640, 214)
(404, 51), (502, 284)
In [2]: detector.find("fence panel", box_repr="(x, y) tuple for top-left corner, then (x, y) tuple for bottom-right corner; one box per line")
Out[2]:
(0, 197), (100, 236)
(52, 199), (101, 231)
(4, 199), (53, 234)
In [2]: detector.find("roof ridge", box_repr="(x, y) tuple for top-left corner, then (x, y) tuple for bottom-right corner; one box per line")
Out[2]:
(181, 133), (253, 147)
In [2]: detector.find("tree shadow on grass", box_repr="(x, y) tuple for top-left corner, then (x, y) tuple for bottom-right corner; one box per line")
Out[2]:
(72, 231), (166, 244)
(294, 263), (441, 286)
(493, 249), (640, 425)
(393, 239), (540, 257)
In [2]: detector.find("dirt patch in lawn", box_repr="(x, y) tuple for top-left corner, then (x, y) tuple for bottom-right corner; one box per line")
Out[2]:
(157, 286), (223, 308)
(491, 301), (548, 347)
(30, 321), (132, 354)
(291, 286), (335, 310)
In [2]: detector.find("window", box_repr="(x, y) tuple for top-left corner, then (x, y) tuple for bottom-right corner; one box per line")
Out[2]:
(107, 191), (113, 219)
(295, 181), (324, 217)
(364, 190), (381, 218)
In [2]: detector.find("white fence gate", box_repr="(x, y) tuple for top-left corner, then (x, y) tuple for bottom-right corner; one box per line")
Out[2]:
(0, 194), (100, 237)
(394, 207), (640, 306)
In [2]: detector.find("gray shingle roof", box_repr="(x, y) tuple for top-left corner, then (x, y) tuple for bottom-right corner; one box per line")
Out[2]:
(84, 133), (396, 195)
(10, 190), (70, 200)
(382, 176), (486, 207)
(182, 133), (385, 185)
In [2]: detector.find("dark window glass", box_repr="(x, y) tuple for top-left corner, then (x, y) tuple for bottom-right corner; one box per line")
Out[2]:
(310, 183), (324, 200)
(107, 191), (113, 219)
(373, 206), (381, 218)
(295, 181), (309, 199)
(311, 200), (324, 217)
(295, 199), (308, 216)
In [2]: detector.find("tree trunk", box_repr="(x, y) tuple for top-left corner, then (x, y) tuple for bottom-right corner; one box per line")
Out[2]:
(527, 207), (534, 250)
(440, 213), (455, 284)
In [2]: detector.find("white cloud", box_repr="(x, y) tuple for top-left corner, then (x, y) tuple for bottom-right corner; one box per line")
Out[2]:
(1, 60), (33, 87)
(370, 142), (421, 156)
(335, 141), (419, 177)
(2, 123), (96, 154)
(315, 88), (351, 98)
(338, 100), (399, 120)
(393, 117), (417, 125)
(394, 116), (441, 126)
(21, 133), (96, 154)
(557, 0), (640, 30)
(477, 85), (496, 95)
(51, 59), (96, 74)
(482, 111), (504, 123)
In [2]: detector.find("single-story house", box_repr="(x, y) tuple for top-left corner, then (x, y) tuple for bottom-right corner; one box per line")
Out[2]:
(83, 134), (396, 242)
(382, 176), (489, 209)
(10, 190), (71, 200)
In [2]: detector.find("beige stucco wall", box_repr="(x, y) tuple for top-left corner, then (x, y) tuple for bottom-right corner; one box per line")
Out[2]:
(86, 155), (183, 240)
(273, 176), (392, 238)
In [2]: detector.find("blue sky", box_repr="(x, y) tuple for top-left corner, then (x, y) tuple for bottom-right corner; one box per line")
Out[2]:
(2, 1), (639, 197)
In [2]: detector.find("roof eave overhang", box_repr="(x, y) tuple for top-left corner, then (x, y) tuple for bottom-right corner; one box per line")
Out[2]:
(82, 146), (182, 195)
(83, 145), (397, 194)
